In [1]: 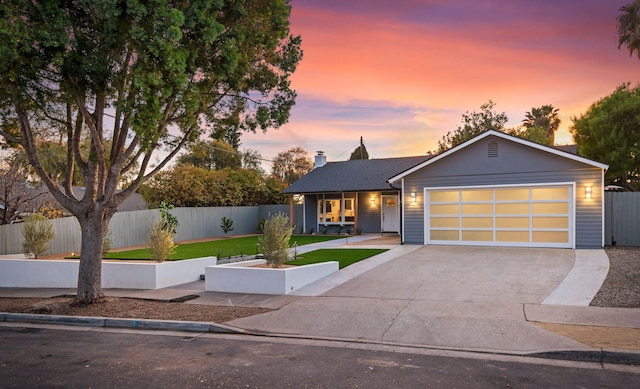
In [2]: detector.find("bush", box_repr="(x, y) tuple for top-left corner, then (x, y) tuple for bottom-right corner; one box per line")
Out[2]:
(159, 202), (178, 234)
(149, 220), (176, 262)
(22, 213), (55, 259)
(220, 216), (234, 235)
(258, 213), (293, 268)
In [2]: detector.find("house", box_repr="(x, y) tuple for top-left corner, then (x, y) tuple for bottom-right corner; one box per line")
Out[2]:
(284, 130), (608, 248)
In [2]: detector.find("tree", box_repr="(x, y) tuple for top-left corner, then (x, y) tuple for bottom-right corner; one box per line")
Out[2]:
(438, 100), (508, 152)
(349, 136), (369, 160)
(242, 148), (265, 174)
(178, 139), (242, 171)
(618, 0), (640, 58)
(522, 105), (560, 145)
(0, 1), (301, 304)
(506, 126), (553, 146)
(0, 152), (40, 224)
(571, 84), (640, 190)
(271, 147), (313, 185)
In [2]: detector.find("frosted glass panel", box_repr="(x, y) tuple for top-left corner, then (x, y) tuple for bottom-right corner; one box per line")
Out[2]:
(431, 217), (459, 228)
(532, 202), (568, 214)
(532, 217), (568, 228)
(430, 191), (459, 202)
(533, 231), (569, 243)
(496, 203), (529, 214)
(462, 217), (493, 228)
(462, 204), (493, 215)
(430, 204), (460, 215)
(461, 190), (493, 202)
(496, 189), (529, 201)
(532, 187), (569, 200)
(462, 230), (493, 241)
(496, 231), (529, 242)
(496, 217), (529, 228)
(431, 230), (459, 240)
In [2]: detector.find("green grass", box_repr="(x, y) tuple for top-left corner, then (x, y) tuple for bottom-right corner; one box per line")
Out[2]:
(102, 235), (344, 260)
(286, 248), (388, 269)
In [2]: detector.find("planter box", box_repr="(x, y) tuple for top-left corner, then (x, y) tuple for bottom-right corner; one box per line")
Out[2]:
(0, 256), (217, 289)
(205, 260), (339, 295)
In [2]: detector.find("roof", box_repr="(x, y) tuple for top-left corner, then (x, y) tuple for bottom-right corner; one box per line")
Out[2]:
(388, 130), (608, 183)
(282, 155), (432, 194)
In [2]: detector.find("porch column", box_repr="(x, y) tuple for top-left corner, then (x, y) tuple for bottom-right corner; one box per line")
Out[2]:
(289, 195), (294, 227)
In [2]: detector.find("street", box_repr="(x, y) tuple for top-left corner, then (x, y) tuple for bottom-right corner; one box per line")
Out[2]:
(1, 324), (639, 388)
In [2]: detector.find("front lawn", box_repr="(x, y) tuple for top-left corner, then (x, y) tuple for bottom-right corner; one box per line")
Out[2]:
(103, 235), (344, 260)
(286, 248), (388, 269)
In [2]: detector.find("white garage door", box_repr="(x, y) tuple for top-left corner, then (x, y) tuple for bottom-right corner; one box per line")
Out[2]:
(426, 184), (573, 248)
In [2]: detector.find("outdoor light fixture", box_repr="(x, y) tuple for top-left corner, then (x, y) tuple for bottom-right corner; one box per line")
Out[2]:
(585, 186), (592, 199)
(370, 196), (376, 205)
(410, 192), (416, 203)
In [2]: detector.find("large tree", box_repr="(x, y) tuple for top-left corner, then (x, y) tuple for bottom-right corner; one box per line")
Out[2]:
(271, 146), (313, 185)
(0, 1), (301, 303)
(571, 84), (640, 190)
(349, 136), (369, 160)
(522, 105), (560, 145)
(437, 100), (508, 152)
(178, 139), (242, 171)
(618, 0), (640, 58)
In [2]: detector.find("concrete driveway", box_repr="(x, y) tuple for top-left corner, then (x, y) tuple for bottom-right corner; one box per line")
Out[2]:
(322, 246), (575, 304)
(229, 246), (593, 353)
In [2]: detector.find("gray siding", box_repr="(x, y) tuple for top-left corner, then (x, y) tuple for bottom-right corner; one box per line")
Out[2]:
(402, 135), (605, 248)
(358, 192), (381, 233)
(605, 192), (640, 246)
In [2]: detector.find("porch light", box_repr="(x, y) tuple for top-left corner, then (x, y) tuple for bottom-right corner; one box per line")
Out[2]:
(370, 196), (376, 205)
(585, 186), (592, 199)
(410, 192), (416, 203)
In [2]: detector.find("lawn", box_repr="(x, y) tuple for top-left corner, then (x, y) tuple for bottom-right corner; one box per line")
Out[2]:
(103, 235), (344, 260)
(286, 248), (388, 269)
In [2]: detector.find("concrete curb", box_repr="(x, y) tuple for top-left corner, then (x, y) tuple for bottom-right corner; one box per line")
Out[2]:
(3, 312), (639, 366)
(1, 312), (246, 334)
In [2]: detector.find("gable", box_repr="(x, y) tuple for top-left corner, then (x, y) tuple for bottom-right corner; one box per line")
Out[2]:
(389, 130), (607, 183)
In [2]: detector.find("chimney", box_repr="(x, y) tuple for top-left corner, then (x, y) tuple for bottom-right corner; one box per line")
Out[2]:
(314, 151), (327, 168)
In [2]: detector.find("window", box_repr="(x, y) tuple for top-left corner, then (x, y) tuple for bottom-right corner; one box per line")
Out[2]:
(318, 196), (356, 224)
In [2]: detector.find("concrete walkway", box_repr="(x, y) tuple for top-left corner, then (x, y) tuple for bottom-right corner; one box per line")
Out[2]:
(1, 236), (639, 362)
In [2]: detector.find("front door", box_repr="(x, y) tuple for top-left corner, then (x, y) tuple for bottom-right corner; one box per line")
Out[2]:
(381, 195), (399, 232)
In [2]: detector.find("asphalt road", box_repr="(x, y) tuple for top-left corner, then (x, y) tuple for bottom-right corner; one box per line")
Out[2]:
(1, 324), (639, 388)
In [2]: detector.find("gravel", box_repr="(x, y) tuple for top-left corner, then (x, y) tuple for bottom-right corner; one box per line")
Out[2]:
(590, 246), (640, 308)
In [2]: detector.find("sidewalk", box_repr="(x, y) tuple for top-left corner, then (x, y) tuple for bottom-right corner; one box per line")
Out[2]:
(1, 236), (640, 365)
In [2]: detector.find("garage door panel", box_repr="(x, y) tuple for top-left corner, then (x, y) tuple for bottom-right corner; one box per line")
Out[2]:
(427, 185), (573, 248)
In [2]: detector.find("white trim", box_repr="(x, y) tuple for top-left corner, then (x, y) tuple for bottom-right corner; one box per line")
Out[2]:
(388, 130), (608, 183)
(401, 179), (406, 243)
(601, 169), (605, 247)
(424, 182), (575, 249)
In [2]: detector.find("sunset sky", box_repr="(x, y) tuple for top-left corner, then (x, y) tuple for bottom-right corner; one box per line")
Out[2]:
(242, 0), (640, 170)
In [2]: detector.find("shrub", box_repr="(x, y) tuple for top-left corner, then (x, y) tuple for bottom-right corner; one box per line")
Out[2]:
(149, 220), (176, 262)
(220, 216), (234, 235)
(159, 202), (178, 234)
(258, 213), (293, 268)
(102, 228), (113, 255)
(22, 213), (55, 259)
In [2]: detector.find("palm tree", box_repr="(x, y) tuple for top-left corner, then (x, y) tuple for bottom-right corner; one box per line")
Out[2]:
(618, 0), (640, 58)
(522, 105), (560, 145)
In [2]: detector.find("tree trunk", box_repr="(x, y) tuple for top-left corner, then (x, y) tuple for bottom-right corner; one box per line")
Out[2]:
(75, 212), (109, 304)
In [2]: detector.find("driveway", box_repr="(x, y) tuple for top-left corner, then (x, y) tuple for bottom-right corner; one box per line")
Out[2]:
(229, 246), (592, 353)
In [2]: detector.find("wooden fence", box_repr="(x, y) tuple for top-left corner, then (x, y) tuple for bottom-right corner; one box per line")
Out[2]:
(604, 192), (640, 246)
(0, 204), (301, 256)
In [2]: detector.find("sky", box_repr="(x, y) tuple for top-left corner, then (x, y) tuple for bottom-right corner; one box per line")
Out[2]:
(240, 0), (640, 170)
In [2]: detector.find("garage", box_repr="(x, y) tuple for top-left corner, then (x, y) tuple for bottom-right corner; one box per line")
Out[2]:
(426, 184), (573, 248)
(389, 130), (608, 248)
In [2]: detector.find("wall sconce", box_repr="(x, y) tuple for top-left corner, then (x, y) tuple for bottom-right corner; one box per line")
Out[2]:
(585, 186), (592, 199)
(410, 192), (416, 203)
(370, 196), (376, 205)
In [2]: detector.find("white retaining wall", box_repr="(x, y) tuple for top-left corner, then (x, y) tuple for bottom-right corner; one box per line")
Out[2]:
(205, 260), (339, 294)
(0, 257), (217, 289)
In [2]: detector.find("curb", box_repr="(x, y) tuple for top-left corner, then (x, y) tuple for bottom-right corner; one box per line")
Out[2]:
(2, 312), (639, 366)
(1, 312), (247, 335)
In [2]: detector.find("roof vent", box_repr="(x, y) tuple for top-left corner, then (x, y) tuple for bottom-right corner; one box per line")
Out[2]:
(314, 151), (327, 168)
(488, 140), (498, 158)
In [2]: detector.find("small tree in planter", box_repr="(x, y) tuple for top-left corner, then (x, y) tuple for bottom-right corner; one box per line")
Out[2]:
(149, 220), (176, 262)
(22, 212), (55, 259)
(220, 216), (234, 235)
(258, 213), (293, 268)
